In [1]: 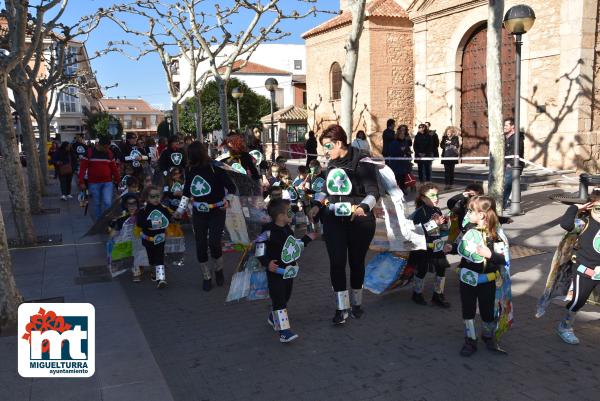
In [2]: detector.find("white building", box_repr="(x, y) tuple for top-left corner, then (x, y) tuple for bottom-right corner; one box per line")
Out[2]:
(173, 43), (306, 109)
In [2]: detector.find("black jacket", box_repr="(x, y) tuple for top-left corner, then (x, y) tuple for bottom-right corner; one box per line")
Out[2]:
(136, 203), (171, 238)
(183, 163), (236, 204)
(305, 137), (317, 156)
(257, 222), (312, 269)
(560, 205), (600, 268)
(159, 147), (186, 174)
(504, 132), (525, 168)
(440, 135), (460, 164)
(321, 146), (380, 214)
(413, 132), (433, 159)
(429, 131), (440, 157)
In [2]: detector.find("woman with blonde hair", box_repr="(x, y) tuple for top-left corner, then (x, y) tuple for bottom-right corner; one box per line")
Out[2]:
(440, 126), (461, 190)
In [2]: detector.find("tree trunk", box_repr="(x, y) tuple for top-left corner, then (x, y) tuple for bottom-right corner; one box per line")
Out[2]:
(0, 74), (36, 245)
(216, 77), (229, 136)
(486, 0), (505, 212)
(194, 90), (203, 141)
(171, 101), (179, 135)
(13, 84), (44, 214)
(0, 203), (23, 335)
(341, 0), (367, 142)
(36, 92), (50, 188)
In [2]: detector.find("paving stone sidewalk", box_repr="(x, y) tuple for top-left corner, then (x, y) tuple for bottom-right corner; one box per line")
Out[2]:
(0, 179), (173, 401)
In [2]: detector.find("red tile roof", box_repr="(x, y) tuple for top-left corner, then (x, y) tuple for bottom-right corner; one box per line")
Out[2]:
(99, 98), (161, 114)
(302, 0), (409, 39)
(218, 60), (291, 75)
(260, 106), (308, 123)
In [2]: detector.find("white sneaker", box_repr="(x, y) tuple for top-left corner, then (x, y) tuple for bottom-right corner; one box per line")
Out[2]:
(67, 194), (73, 199)
(60, 195), (67, 201)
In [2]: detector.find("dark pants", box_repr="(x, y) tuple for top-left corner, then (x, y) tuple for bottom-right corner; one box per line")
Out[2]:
(460, 280), (496, 322)
(443, 162), (456, 186)
(192, 208), (226, 263)
(417, 161), (432, 182)
(566, 273), (599, 312)
(59, 174), (73, 196)
(267, 271), (293, 310)
(323, 214), (376, 292)
(412, 250), (449, 279)
(142, 239), (165, 266)
(503, 168), (513, 209)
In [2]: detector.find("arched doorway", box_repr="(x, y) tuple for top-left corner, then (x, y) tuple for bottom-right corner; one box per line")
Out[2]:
(460, 24), (516, 159)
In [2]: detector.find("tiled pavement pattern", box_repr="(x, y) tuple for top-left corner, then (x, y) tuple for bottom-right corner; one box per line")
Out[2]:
(2, 178), (600, 401)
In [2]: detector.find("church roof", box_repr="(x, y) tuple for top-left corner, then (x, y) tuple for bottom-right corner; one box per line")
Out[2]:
(260, 106), (308, 123)
(302, 0), (409, 39)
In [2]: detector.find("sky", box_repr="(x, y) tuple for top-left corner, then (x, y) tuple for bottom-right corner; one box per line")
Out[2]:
(48, 0), (335, 110)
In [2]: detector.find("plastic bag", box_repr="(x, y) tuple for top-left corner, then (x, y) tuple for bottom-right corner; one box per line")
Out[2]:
(247, 269), (269, 301)
(226, 267), (252, 302)
(165, 223), (185, 266)
(107, 219), (135, 278)
(364, 252), (407, 294)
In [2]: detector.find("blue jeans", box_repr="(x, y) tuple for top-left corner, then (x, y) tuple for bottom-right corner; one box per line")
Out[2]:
(503, 169), (513, 209)
(88, 182), (114, 219)
(417, 161), (432, 183)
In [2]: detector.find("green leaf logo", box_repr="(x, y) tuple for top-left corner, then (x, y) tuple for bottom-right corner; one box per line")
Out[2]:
(594, 230), (600, 254)
(280, 235), (301, 264)
(287, 188), (298, 201)
(249, 150), (263, 165)
(171, 182), (183, 193)
(461, 269), (478, 286)
(231, 162), (247, 175)
(326, 168), (352, 195)
(190, 175), (211, 197)
(335, 202), (351, 216)
(311, 177), (325, 192)
(457, 229), (485, 263)
(283, 265), (298, 279)
(171, 152), (183, 165)
(148, 209), (169, 229)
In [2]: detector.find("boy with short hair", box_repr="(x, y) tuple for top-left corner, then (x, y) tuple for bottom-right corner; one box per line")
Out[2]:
(256, 198), (317, 343)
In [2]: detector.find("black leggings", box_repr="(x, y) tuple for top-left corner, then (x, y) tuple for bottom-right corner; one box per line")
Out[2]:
(192, 208), (226, 263)
(412, 250), (449, 279)
(59, 174), (73, 196)
(460, 281), (496, 321)
(267, 271), (293, 310)
(566, 273), (599, 312)
(323, 214), (376, 292)
(142, 239), (165, 266)
(443, 162), (456, 186)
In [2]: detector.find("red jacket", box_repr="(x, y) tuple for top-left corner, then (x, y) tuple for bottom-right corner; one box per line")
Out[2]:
(78, 147), (120, 186)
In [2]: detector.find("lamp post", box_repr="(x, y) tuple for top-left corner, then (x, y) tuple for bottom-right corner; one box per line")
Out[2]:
(264, 78), (279, 162)
(504, 4), (535, 216)
(231, 87), (244, 132)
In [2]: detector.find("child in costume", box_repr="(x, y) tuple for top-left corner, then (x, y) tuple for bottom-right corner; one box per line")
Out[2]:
(454, 195), (509, 356)
(163, 167), (184, 209)
(136, 185), (172, 289)
(556, 189), (600, 344)
(109, 193), (143, 282)
(256, 198), (317, 343)
(410, 183), (451, 307)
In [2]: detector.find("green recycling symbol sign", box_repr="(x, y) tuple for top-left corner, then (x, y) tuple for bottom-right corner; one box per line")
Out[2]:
(282, 265), (299, 279)
(171, 152), (183, 166)
(231, 162), (247, 175)
(457, 228), (485, 263)
(171, 182), (183, 193)
(593, 230), (600, 254)
(326, 168), (352, 195)
(461, 269), (478, 286)
(287, 188), (298, 201)
(148, 209), (169, 230)
(281, 235), (301, 264)
(249, 150), (263, 165)
(311, 177), (325, 192)
(334, 202), (352, 217)
(190, 175), (211, 197)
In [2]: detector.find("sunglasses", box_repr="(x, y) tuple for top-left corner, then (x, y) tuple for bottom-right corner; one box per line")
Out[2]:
(148, 194), (161, 199)
(592, 206), (600, 213)
(323, 142), (334, 151)
(425, 193), (438, 199)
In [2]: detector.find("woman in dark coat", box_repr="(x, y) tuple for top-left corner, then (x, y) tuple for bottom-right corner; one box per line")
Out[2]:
(440, 126), (461, 189)
(54, 141), (74, 200)
(305, 131), (318, 168)
(387, 125), (413, 190)
(413, 124), (433, 183)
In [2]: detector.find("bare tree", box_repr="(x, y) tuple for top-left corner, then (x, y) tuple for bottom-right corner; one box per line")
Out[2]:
(193, 1), (325, 136)
(102, 0), (215, 136)
(486, 0), (505, 211)
(0, 203), (22, 335)
(340, 0), (366, 141)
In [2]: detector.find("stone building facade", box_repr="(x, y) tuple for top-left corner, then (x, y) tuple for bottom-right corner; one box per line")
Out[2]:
(303, 0), (414, 154)
(303, 0), (600, 172)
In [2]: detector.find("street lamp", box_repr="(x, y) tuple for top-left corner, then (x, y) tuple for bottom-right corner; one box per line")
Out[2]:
(231, 87), (244, 132)
(264, 78), (279, 162)
(504, 4), (535, 216)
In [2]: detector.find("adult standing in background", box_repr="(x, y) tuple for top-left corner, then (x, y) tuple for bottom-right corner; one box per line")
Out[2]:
(440, 126), (461, 190)
(382, 118), (396, 166)
(305, 130), (318, 168)
(502, 118), (524, 210)
(425, 122), (440, 159)
(413, 124), (433, 183)
(351, 130), (371, 154)
(54, 142), (74, 200)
